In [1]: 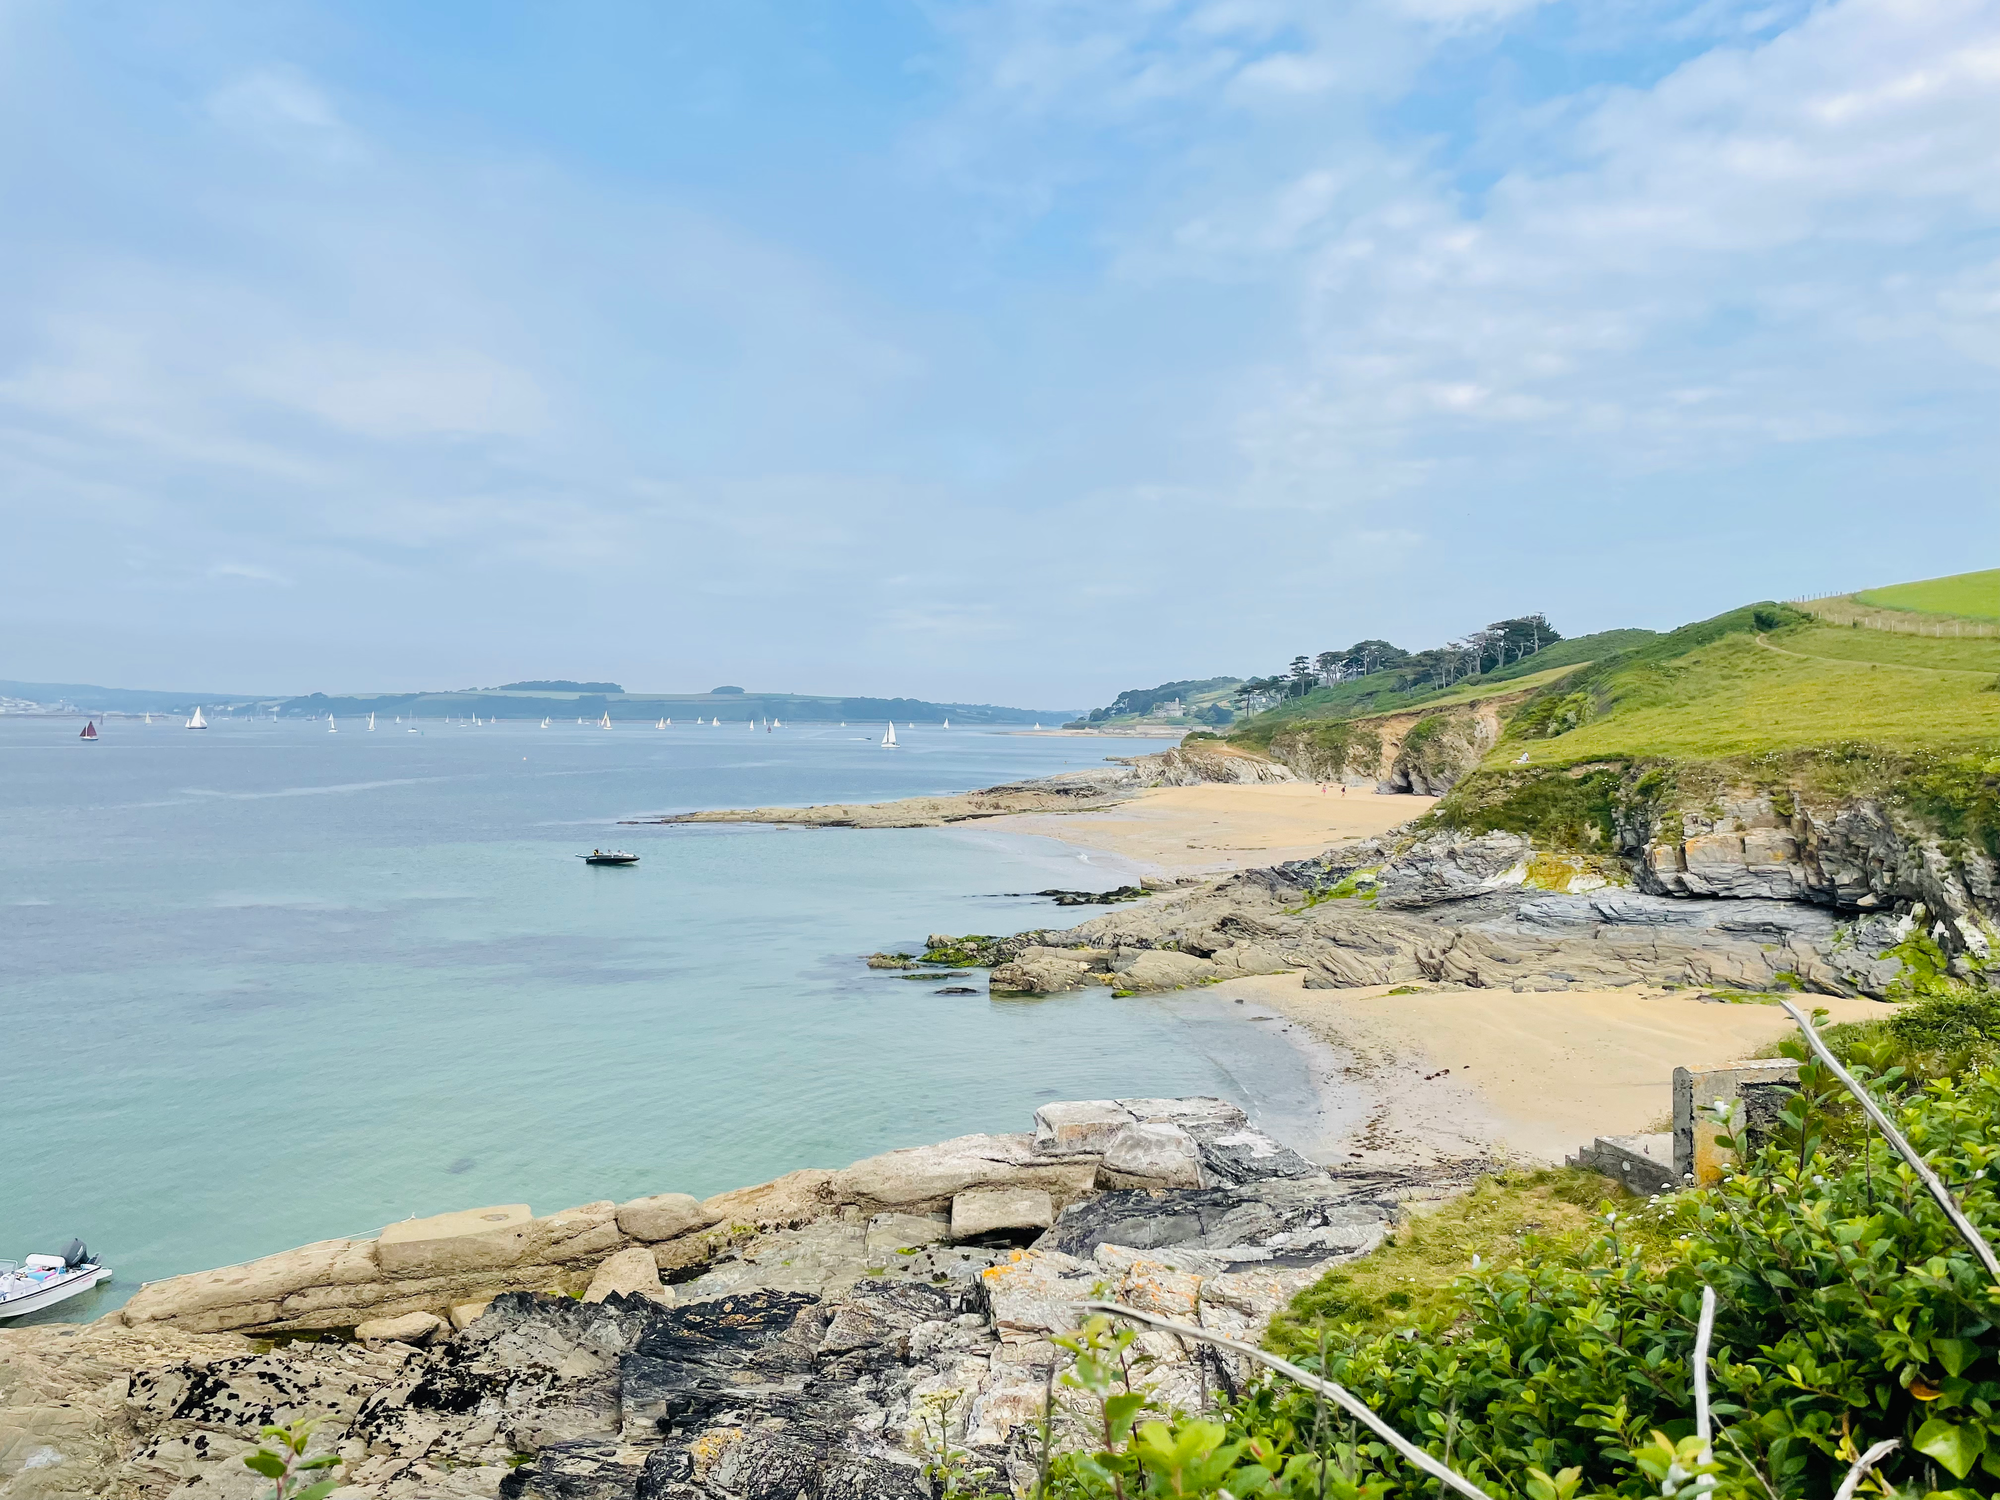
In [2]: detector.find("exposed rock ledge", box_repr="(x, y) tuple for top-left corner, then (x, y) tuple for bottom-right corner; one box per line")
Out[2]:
(974, 830), (1918, 999)
(2, 1100), (1408, 1500)
(625, 745), (1293, 830)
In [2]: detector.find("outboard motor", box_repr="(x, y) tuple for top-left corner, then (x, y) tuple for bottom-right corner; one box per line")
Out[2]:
(60, 1239), (89, 1268)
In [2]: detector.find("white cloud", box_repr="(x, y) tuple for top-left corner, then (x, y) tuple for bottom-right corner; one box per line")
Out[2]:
(206, 67), (361, 162)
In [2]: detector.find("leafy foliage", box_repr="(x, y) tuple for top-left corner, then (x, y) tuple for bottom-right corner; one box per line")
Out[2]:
(1026, 1057), (2000, 1500)
(241, 1420), (341, 1500)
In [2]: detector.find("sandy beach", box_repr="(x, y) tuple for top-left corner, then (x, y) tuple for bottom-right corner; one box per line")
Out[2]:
(995, 783), (1436, 877)
(1209, 972), (1893, 1172)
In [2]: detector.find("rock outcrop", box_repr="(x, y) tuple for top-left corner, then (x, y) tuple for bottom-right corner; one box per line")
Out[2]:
(980, 831), (1915, 998)
(1630, 786), (1999, 956)
(0, 1100), (1397, 1500)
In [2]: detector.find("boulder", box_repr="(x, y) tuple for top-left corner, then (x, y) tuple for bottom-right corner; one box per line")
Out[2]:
(1041, 1177), (1391, 1266)
(377, 1204), (534, 1275)
(615, 1191), (715, 1243)
(352, 1310), (445, 1345)
(864, 1212), (951, 1258)
(1371, 831), (1530, 906)
(447, 1299), (491, 1330)
(1097, 1123), (1203, 1189)
(1031, 1100), (1135, 1155)
(583, 1246), (672, 1305)
(950, 1187), (1055, 1242)
(1124, 1097), (1249, 1130)
(831, 1133), (1098, 1213)
(989, 947), (1110, 994)
(1108, 948), (1218, 991)
(702, 1169), (836, 1229)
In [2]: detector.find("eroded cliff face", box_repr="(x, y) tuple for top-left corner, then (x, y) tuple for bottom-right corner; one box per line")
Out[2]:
(1263, 693), (1533, 795)
(1628, 785), (1999, 952)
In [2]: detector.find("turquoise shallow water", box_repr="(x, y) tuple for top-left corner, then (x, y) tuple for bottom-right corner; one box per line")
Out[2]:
(0, 715), (1323, 1323)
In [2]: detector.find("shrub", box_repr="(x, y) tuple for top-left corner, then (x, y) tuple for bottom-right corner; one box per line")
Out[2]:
(1033, 1056), (2000, 1499)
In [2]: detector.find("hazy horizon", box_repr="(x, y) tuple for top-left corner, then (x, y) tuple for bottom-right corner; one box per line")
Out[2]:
(5, 1), (1996, 703)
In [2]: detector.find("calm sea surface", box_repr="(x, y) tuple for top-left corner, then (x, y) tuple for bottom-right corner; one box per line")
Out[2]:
(0, 715), (1324, 1323)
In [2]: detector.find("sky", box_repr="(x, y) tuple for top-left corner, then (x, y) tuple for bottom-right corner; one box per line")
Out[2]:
(2, 0), (1997, 707)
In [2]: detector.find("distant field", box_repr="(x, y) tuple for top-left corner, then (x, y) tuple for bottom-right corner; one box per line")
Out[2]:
(1853, 569), (2000, 621)
(1507, 621), (2000, 766)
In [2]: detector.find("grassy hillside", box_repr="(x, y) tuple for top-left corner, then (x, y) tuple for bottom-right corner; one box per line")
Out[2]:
(1420, 578), (2000, 855)
(1506, 607), (2000, 766)
(1229, 627), (1654, 744)
(1854, 567), (2000, 620)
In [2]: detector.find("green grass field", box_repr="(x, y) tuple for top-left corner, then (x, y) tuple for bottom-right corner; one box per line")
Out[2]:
(1854, 568), (2000, 620)
(1505, 616), (2000, 766)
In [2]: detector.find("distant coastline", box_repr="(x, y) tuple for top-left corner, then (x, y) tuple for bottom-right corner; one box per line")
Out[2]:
(0, 676), (1080, 725)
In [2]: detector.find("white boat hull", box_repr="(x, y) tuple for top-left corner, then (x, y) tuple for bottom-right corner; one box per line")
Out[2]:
(0, 1265), (112, 1320)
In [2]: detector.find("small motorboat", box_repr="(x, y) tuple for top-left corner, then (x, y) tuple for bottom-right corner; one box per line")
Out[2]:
(578, 850), (640, 866)
(0, 1240), (111, 1321)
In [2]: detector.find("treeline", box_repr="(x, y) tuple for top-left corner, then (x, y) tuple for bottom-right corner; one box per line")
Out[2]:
(1241, 613), (1562, 706)
(1073, 676), (1241, 727)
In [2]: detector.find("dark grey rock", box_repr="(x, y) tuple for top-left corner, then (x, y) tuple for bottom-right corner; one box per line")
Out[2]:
(1038, 1176), (1393, 1266)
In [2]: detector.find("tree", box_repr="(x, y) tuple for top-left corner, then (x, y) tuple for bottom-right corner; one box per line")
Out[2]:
(1287, 656), (1315, 696)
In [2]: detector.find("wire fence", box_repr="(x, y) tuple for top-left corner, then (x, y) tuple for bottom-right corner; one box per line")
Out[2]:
(1790, 593), (2000, 638)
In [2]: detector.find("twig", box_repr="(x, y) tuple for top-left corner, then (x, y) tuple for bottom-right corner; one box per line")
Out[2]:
(1080, 1301), (1494, 1500)
(1693, 1285), (1715, 1459)
(1833, 1439), (1899, 1500)
(1778, 1000), (2000, 1283)
(1718, 1425), (1782, 1500)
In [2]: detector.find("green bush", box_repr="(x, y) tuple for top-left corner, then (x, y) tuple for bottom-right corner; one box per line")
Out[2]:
(1032, 1057), (2000, 1499)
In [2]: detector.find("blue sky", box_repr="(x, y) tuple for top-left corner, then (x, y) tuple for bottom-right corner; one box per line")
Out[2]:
(3, 0), (1997, 704)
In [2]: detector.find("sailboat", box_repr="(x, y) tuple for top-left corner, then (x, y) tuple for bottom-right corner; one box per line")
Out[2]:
(881, 722), (898, 748)
(79, 720), (98, 740)
(656, 718), (666, 729)
(541, 717), (550, 728)
(367, 713), (376, 731)
(143, 712), (152, 725)
(328, 716), (337, 733)
(600, 711), (613, 729)
(943, 718), (949, 729)
(186, 707), (207, 730)
(1033, 722), (1042, 730)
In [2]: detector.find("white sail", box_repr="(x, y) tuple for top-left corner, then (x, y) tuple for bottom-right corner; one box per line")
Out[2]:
(186, 706), (207, 729)
(600, 711), (612, 728)
(542, 717), (550, 728)
(882, 722), (897, 747)
(657, 718), (665, 729)
(143, 712), (151, 724)
(943, 718), (949, 729)
(328, 716), (337, 733)
(368, 713), (376, 731)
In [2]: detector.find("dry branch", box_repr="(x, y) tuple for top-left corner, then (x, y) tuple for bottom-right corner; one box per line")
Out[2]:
(1778, 999), (2000, 1283)
(1078, 1300), (1494, 1500)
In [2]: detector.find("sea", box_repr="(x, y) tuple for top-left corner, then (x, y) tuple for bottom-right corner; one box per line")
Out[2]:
(0, 713), (1326, 1324)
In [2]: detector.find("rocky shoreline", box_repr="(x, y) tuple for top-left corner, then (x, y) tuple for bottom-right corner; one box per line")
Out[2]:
(624, 744), (1292, 831)
(0, 1099), (1416, 1500)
